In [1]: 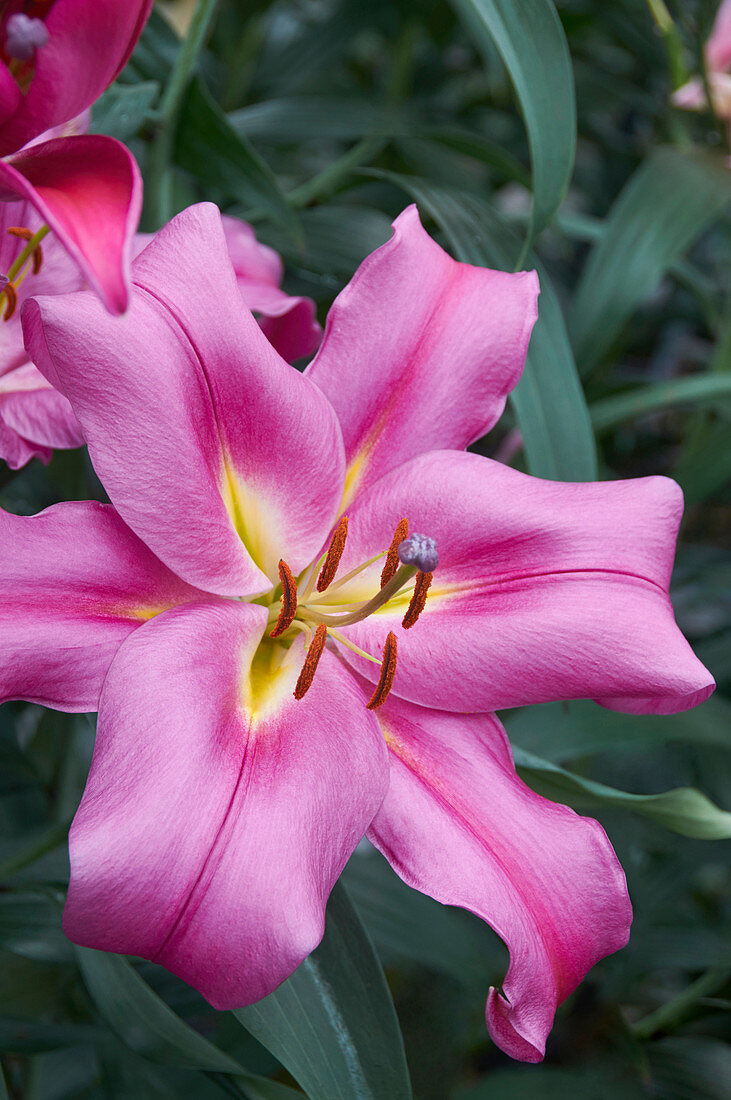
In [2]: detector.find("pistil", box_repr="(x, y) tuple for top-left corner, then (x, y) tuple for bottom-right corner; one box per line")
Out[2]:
(267, 519), (438, 710)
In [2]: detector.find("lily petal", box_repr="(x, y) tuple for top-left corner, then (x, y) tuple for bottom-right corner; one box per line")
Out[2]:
(707, 0), (731, 73)
(0, 134), (142, 313)
(0, 501), (206, 711)
(23, 203), (345, 594)
(221, 215), (322, 362)
(0, 363), (83, 465)
(367, 696), (631, 1062)
(307, 205), (539, 505)
(64, 601), (388, 1008)
(0, 0), (153, 155)
(332, 451), (714, 714)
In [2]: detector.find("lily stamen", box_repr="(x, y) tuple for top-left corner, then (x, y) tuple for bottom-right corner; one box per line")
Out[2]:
(316, 515), (349, 592)
(8, 226), (44, 274)
(300, 562), (417, 628)
(381, 517), (409, 588)
(327, 628), (381, 666)
(2, 282), (17, 321)
(269, 560), (298, 637)
(366, 632), (398, 710)
(402, 571), (433, 629)
(293, 623), (328, 700)
(308, 548), (386, 600)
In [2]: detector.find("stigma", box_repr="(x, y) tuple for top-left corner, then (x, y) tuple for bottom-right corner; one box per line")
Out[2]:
(398, 532), (439, 572)
(267, 518), (439, 710)
(5, 14), (49, 62)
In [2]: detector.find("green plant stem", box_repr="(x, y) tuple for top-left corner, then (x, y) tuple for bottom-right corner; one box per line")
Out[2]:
(645, 0), (688, 89)
(631, 968), (728, 1038)
(146, 0), (221, 227)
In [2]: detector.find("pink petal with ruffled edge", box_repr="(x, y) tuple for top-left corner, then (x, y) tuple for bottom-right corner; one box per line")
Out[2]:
(64, 601), (388, 1008)
(23, 203), (345, 595)
(329, 451), (714, 714)
(367, 695), (631, 1061)
(0, 501), (207, 711)
(307, 205), (539, 505)
(0, 0), (153, 155)
(0, 134), (142, 313)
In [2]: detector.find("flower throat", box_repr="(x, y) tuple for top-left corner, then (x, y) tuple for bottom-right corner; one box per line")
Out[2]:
(265, 518), (438, 711)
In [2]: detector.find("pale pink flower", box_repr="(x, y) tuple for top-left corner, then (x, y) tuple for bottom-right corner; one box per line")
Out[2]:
(673, 0), (731, 133)
(7, 203), (713, 1061)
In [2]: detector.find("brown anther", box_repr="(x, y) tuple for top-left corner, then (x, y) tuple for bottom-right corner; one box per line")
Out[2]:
(269, 560), (298, 637)
(293, 624), (328, 700)
(316, 515), (348, 592)
(366, 632), (398, 710)
(2, 282), (17, 321)
(380, 517), (409, 589)
(7, 227), (43, 273)
(401, 571), (433, 629)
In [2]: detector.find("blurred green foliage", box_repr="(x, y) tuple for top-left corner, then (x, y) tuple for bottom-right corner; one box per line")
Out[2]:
(1, 0), (730, 1096)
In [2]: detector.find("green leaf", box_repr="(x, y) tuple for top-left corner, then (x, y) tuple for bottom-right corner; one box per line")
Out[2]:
(175, 77), (298, 237)
(366, 172), (597, 479)
(450, 0), (576, 243)
(512, 267), (598, 479)
(570, 148), (731, 375)
(503, 696), (731, 764)
(234, 881), (412, 1100)
(647, 1037), (731, 1100)
(0, 891), (71, 963)
(589, 373), (731, 431)
(342, 850), (505, 990)
(90, 81), (159, 141)
(513, 746), (731, 838)
(75, 949), (299, 1099)
(229, 96), (388, 141)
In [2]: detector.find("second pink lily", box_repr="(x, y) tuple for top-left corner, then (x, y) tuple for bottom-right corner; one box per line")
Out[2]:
(0, 0), (153, 313)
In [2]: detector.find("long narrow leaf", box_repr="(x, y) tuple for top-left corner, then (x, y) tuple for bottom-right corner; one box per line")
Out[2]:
(234, 882), (412, 1100)
(513, 746), (731, 838)
(450, 0), (575, 243)
(175, 77), (298, 237)
(75, 949), (299, 1100)
(570, 148), (731, 375)
(589, 373), (731, 431)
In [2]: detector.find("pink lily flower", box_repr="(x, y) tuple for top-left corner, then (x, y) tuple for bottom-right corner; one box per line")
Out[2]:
(135, 215), (322, 364)
(12, 203), (713, 1061)
(672, 0), (731, 134)
(1, 210), (319, 469)
(0, 195), (84, 468)
(0, 1), (153, 313)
